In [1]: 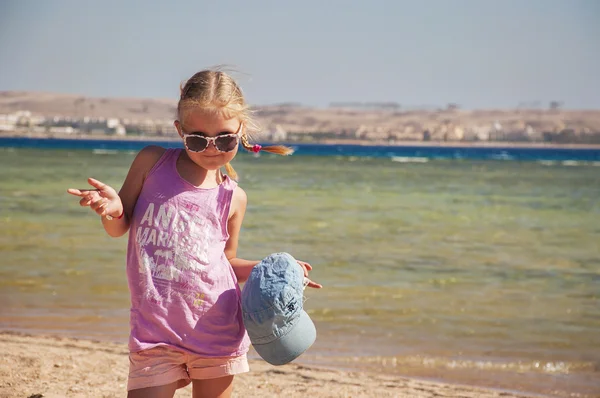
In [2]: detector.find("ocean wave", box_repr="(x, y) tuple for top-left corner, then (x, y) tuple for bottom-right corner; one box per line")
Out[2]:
(538, 160), (600, 167)
(92, 149), (119, 155)
(341, 354), (598, 375)
(390, 156), (429, 163)
(537, 160), (557, 166)
(490, 151), (515, 160)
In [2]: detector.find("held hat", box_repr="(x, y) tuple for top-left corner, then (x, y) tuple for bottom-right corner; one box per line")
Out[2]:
(241, 252), (316, 365)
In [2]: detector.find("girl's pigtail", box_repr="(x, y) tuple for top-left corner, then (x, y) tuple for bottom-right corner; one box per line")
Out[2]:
(240, 133), (294, 156)
(260, 145), (295, 155)
(224, 162), (238, 180)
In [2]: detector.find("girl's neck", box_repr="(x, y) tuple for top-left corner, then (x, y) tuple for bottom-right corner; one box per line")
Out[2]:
(177, 150), (224, 189)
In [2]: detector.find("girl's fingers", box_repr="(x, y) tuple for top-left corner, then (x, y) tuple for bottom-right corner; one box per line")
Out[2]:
(77, 193), (114, 216)
(90, 198), (106, 212)
(297, 261), (312, 277)
(98, 201), (111, 216)
(297, 261), (320, 288)
(69, 180), (118, 217)
(88, 177), (107, 191)
(307, 279), (323, 289)
(79, 196), (91, 207)
(79, 192), (99, 206)
(68, 187), (100, 196)
(96, 203), (108, 216)
(67, 188), (83, 197)
(68, 177), (110, 197)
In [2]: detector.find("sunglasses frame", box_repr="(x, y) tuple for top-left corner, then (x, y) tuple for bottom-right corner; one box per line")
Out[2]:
(180, 123), (243, 153)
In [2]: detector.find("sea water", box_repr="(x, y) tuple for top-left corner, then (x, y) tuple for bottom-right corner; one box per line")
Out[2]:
(0, 142), (599, 397)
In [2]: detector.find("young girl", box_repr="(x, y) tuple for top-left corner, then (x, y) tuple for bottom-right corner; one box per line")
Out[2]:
(67, 69), (321, 398)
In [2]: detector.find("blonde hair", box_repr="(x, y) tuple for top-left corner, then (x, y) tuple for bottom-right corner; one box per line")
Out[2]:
(178, 68), (293, 179)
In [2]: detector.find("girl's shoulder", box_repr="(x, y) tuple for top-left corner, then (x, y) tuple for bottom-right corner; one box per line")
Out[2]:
(129, 145), (170, 178)
(138, 145), (168, 163)
(230, 184), (248, 215)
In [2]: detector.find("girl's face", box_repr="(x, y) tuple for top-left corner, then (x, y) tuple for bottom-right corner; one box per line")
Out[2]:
(175, 109), (241, 171)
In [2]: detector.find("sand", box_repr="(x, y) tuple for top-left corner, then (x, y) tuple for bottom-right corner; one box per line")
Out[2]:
(0, 332), (537, 398)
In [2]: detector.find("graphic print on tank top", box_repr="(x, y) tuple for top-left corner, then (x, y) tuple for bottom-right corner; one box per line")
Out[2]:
(133, 184), (229, 313)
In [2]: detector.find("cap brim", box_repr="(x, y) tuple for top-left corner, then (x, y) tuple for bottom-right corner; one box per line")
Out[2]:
(252, 310), (316, 366)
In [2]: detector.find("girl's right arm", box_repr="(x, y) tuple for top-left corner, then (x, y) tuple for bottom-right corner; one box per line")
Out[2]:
(67, 145), (166, 237)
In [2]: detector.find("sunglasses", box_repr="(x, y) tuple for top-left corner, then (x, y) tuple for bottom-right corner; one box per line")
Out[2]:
(181, 123), (242, 153)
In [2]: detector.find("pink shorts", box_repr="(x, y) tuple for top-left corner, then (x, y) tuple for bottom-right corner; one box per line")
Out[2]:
(127, 345), (249, 391)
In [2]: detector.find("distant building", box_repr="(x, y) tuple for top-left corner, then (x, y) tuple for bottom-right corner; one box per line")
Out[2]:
(268, 124), (287, 141)
(49, 126), (76, 134)
(0, 114), (17, 131)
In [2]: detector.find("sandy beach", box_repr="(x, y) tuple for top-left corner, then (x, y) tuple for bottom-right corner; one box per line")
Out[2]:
(0, 332), (539, 398)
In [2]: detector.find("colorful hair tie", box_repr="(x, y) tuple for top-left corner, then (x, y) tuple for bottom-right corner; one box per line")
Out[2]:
(252, 144), (262, 153)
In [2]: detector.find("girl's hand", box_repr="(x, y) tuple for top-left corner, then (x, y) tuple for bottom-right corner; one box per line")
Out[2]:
(67, 177), (123, 219)
(296, 260), (323, 289)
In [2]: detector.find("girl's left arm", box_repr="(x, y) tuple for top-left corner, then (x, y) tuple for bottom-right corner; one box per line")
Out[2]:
(225, 186), (259, 283)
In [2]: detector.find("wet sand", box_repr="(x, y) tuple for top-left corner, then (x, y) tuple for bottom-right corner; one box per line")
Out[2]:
(0, 332), (538, 398)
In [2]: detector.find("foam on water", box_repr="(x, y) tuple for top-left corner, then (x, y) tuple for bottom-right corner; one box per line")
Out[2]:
(92, 148), (119, 155)
(391, 156), (429, 163)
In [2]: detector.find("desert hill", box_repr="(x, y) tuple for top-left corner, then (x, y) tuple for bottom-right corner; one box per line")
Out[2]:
(1, 91), (599, 143)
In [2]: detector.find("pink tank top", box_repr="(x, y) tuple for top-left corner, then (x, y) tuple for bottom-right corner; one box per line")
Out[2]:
(126, 148), (250, 357)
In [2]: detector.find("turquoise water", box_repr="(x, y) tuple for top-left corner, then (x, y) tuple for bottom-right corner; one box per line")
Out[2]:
(1, 147), (599, 397)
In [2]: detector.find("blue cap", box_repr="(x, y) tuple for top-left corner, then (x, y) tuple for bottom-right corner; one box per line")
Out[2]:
(241, 252), (316, 366)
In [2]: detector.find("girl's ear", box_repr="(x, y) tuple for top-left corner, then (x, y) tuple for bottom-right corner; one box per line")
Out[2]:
(174, 120), (184, 138)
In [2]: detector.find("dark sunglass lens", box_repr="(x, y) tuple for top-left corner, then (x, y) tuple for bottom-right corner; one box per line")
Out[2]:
(185, 136), (208, 152)
(215, 136), (238, 152)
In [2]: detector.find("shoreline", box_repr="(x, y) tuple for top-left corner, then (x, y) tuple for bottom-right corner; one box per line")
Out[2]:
(2, 132), (600, 150)
(0, 331), (541, 398)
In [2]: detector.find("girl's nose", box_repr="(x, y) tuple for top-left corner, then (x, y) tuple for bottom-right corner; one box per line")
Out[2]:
(205, 140), (218, 152)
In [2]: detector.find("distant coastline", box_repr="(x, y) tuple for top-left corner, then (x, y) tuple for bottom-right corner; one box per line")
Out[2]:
(2, 91), (600, 146)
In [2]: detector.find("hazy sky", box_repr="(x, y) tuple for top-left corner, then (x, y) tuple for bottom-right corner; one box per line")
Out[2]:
(1, 0), (598, 108)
